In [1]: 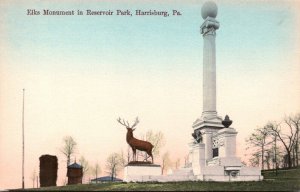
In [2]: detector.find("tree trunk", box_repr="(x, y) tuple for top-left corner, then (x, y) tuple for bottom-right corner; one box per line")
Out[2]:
(287, 151), (292, 168)
(111, 166), (115, 181)
(67, 155), (70, 167)
(296, 124), (299, 167)
(261, 146), (265, 170)
(293, 148), (296, 167)
(266, 155), (270, 170)
(295, 140), (299, 167)
(96, 170), (98, 183)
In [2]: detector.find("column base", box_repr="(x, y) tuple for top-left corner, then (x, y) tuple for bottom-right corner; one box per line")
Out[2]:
(123, 164), (161, 182)
(192, 112), (223, 130)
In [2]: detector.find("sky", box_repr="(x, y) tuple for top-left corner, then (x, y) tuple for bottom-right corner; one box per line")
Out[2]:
(1, 0), (300, 190)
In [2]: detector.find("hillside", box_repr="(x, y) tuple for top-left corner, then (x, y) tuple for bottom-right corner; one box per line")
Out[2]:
(10, 168), (300, 191)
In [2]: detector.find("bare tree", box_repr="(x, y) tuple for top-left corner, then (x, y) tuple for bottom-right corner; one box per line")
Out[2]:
(175, 158), (180, 170)
(92, 162), (101, 183)
(249, 152), (260, 167)
(284, 114), (300, 167)
(30, 170), (36, 188)
(246, 126), (270, 170)
(184, 154), (189, 167)
(146, 130), (165, 157)
(161, 151), (172, 175)
(264, 149), (272, 170)
(267, 117), (299, 169)
(119, 147), (133, 165)
(79, 156), (89, 183)
(106, 153), (123, 181)
(60, 136), (77, 167)
(136, 130), (166, 161)
(119, 150), (127, 167)
(268, 130), (285, 171)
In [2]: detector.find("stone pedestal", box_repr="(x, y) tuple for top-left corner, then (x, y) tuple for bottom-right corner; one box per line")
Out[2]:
(216, 128), (238, 158)
(189, 124), (263, 181)
(192, 143), (205, 175)
(123, 164), (161, 182)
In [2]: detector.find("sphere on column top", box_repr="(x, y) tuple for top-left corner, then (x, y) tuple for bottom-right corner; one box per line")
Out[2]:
(201, 1), (218, 19)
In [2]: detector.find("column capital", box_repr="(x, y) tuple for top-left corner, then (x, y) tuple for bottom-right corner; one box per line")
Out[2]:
(200, 17), (220, 36)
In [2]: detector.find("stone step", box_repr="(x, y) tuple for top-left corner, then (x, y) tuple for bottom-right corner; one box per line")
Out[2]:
(172, 168), (194, 176)
(153, 175), (197, 182)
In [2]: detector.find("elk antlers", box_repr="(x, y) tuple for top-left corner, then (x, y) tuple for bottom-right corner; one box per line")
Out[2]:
(117, 117), (139, 130)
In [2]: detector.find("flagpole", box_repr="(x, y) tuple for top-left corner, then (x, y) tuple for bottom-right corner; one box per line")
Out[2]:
(22, 88), (25, 189)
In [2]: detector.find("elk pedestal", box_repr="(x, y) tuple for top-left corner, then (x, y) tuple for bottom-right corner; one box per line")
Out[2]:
(123, 162), (161, 182)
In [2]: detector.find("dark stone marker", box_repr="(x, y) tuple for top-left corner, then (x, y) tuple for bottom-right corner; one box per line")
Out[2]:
(39, 155), (58, 187)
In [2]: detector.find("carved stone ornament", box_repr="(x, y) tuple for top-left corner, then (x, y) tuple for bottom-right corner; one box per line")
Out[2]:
(200, 17), (220, 36)
(212, 138), (218, 148)
(222, 115), (233, 128)
(192, 130), (203, 143)
(202, 27), (216, 35)
(218, 138), (224, 146)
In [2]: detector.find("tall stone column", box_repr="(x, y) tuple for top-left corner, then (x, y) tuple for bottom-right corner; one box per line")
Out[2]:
(200, 3), (220, 120)
(193, 1), (222, 131)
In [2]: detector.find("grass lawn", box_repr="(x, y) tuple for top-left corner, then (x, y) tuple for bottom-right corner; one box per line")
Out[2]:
(10, 168), (300, 191)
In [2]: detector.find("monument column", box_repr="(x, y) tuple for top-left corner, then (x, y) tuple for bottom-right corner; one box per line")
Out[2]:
(200, 2), (220, 120)
(193, 1), (223, 130)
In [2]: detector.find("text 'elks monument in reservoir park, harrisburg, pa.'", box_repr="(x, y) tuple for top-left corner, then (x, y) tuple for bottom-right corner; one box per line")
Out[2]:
(123, 1), (263, 182)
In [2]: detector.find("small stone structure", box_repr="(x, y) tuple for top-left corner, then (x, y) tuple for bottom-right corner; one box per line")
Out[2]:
(67, 162), (83, 185)
(39, 155), (58, 187)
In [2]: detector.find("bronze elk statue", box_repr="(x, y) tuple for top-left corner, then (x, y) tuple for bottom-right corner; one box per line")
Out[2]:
(117, 117), (154, 163)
